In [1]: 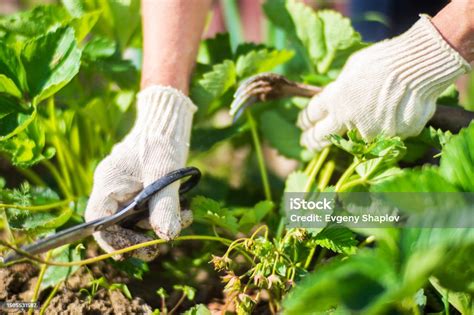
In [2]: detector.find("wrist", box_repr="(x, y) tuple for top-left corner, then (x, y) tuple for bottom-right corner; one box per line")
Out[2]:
(432, 0), (474, 62)
(140, 62), (192, 94)
(135, 86), (196, 142)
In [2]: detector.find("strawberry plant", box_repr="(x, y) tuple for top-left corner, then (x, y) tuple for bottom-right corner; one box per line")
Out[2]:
(0, 0), (473, 314)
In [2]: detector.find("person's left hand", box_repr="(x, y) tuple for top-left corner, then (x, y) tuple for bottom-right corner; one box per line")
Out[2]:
(297, 16), (470, 152)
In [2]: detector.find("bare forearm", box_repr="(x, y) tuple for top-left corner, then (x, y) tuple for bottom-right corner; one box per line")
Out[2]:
(432, 0), (474, 62)
(141, 0), (211, 93)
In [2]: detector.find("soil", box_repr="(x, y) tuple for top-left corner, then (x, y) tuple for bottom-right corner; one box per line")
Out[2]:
(0, 262), (152, 314)
(0, 242), (226, 314)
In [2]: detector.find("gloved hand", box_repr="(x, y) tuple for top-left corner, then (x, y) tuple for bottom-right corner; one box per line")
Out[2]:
(85, 86), (196, 261)
(298, 15), (471, 151)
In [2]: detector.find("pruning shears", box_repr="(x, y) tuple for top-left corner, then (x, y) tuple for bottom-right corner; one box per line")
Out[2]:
(2, 167), (201, 264)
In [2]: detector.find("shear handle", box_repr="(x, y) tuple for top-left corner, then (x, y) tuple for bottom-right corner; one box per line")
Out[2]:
(133, 167), (201, 209)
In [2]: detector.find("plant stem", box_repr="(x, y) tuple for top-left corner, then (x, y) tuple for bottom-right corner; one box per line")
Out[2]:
(246, 110), (272, 201)
(29, 251), (53, 315)
(0, 199), (73, 212)
(339, 177), (367, 192)
(1, 209), (15, 243)
(304, 246), (316, 269)
(169, 292), (186, 315)
(304, 147), (330, 192)
(304, 156), (318, 176)
(276, 218), (286, 239)
(412, 300), (421, 315)
(334, 159), (360, 192)
(40, 281), (61, 315)
(318, 160), (335, 191)
(1, 235), (233, 267)
(250, 225), (269, 240)
(16, 167), (46, 187)
(41, 159), (72, 199)
(57, 136), (91, 195)
(48, 98), (73, 196)
(443, 289), (450, 315)
(160, 293), (167, 314)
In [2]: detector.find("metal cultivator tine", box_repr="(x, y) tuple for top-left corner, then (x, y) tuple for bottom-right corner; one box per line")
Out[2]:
(230, 73), (322, 122)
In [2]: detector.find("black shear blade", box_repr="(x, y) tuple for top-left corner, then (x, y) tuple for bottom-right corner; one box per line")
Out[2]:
(2, 167), (201, 264)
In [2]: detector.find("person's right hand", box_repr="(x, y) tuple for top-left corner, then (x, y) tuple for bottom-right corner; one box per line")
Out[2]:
(84, 86), (196, 261)
(298, 15), (470, 152)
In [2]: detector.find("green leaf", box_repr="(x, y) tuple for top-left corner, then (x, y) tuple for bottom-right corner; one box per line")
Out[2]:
(286, 0), (325, 66)
(235, 49), (294, 78)
(283, 171), (309, 193)
(263, 0), (296, 36)
(259, 111), (303, 160)
(283, 250), (395, 314)
(21, 27), (82, 102)
(110, 257), (150, 280)
(95, 0), (140, 49)
(191, 123), (248, 152)
(370, 168), (466, 232)
(331, 131), (406, 163)
(70, 10), (101, 42)
(191, 196), (239, 234)
(439, 122), (474, 191)
(90, 57), (138, 89)
(0, 75), (21, 98)
(437, 84), (460, 106)
(197, 33), (232, 65)
(0, 119), (55, 167)
(0, 101), (21, 127)
(431, 279), (472, 314)
(183, 304), (211, 315)
(311, 227), (357, 255)
(364, 136), (406, 161)
(197, 60), (236, 99)
(173, 285), (196, 301)
(0, 5), (70, 38)
(400, 228), (474, 297)
(61, 0), (86, 17)
(433, 244), (474, 294)
(357, 166), (402, 185)
(302, 73), (333, 86)
(263, 0), (314, 73)
(234, 42), (267, 58)
(84, 36), (117, 60)
(285, 2), (363, 74)
(156, 287), (168, 299)
(0, 41), (27, 92)
(41, 244), (82, 289)
(191, 60), (236, 114)
(316, 10), (361, 73)
(372, 167), (458, 193)
(466, 71), (474, 111)
(238, 200), (274, 232)
(4, 186), (72, 232)
(0, 107), (36, 142)
(418, 126), (453, 150)
(402, 126), (453, 163)
(329, 131), (366, 158)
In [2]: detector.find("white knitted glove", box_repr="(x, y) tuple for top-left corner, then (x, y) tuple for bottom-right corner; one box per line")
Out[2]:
(84, 86), (196, 261)
(298, 15), (471, 151)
